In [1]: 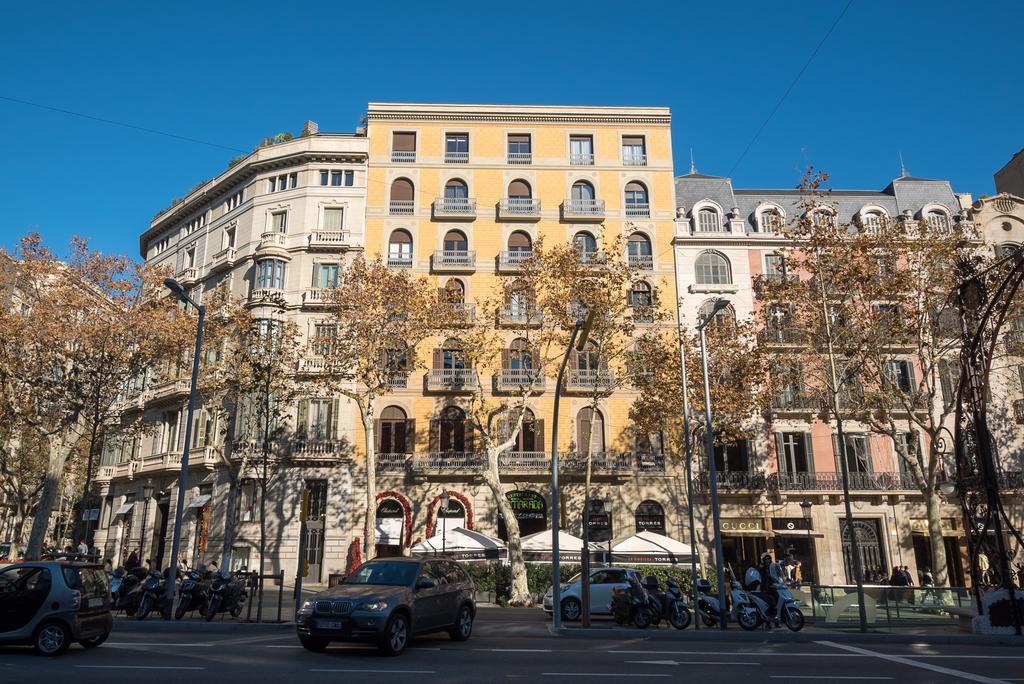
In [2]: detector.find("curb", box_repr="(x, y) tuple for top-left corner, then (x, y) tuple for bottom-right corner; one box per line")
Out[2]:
(549, 625), (1024, 647)
(113, 619), (295, 633)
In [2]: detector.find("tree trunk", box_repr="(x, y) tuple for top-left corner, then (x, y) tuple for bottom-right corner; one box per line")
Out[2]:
(924, 488), (950, 587)
(25, 430), (80, 560)
(482, 454), (530, 605)
(220, 477), (238, 572)
(361, 406), (377, 561)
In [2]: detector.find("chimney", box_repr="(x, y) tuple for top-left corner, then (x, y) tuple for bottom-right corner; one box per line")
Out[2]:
(301, 120), (319, 136)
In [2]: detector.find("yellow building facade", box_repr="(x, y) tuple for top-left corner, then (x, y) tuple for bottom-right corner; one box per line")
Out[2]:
(362, 103), (685, 554)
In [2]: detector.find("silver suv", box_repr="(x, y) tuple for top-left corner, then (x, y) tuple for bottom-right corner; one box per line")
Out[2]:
(0, 561), (113, 655)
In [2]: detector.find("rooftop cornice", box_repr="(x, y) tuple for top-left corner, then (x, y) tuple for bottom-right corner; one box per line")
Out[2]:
(367, 102), (671, 125)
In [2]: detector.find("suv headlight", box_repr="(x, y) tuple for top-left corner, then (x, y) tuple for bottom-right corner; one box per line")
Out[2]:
(356, 600), (389, 612)
(297, 600), (314, 616)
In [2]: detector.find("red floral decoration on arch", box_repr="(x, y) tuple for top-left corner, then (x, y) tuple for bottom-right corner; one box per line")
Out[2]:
(376, 491), (413, 546)
(425, 489), (474, 538)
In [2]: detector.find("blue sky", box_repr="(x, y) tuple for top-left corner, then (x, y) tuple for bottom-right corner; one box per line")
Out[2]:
(2, 0), (1021, 258)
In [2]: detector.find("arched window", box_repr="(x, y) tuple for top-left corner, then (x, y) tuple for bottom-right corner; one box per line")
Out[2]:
(389, 178), (414, 215)
(629, 281), (653, 308)
(388, 230), (413, 267)
(759, 207), (782, 233)
(508, 338), (534, 370)
(926, 209), (951, 232)
(444, 178), (468, 199)
(440, 337), (466, 370)
(625, 181), (649, 216)
(860, 209), (886, 233)
(513, 408), (539, 452)
(574, 231), (597, 259)
(635, 500), (666, 534)
(438, 405), (466, 452)
(695, 251), (732, 285)
(576, 407), (605, 456)
(443, 230), (468, 253)
(506, 280), (535, 316)
(697, 207), (722, 233)
(508, 231), (532, 255)
(508, 179), (532, 199)
(571, 180), (595, 201)
(379, 406), (410, 454)
(442, 278), (465, 303)
(811, 208), (837, 229)
(574, 340), (600, 372)
(627, 232), (652, 269)
(699, 299), (736, 330)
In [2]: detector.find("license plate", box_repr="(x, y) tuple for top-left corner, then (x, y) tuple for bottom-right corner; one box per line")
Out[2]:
(88, 596), (104, 608)
(317, 619), (344, 630)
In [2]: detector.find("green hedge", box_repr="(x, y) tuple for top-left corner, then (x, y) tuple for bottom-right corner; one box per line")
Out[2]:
(459, 562), (709, 602)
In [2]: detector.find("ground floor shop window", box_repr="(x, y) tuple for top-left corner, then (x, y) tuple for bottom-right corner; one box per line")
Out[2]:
(912, 533), (965, 586)
(498, 490), (547, 540)
(231, 546), (250, 573)
(635, 500), (666, 534)
(722, 535), (767, 575)
(375, 498), (407, 557)
(773, 536), (817, 584)
(586, 500), (612, 543)
(236, 480), (257, 523)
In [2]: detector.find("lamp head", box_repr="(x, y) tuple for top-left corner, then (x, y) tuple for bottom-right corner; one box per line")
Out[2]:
(699, 298), (731, 330)
(142, 479), (154, 499)
(439, 491), (450, 508)
(164, 277), (186, 301)
(938, 480), (958, 497)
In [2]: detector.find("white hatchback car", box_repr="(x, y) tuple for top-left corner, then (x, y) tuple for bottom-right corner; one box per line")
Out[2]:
(542, 567), (640, 621)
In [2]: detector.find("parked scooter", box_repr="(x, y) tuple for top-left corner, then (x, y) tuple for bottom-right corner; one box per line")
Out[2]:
(136, 569), (171, 620)
(204, 571), (248, 621)
(694, 571), (761, 630)
(743, 566), (805, 631)
(109, 568), (142, 616)
(611, 576), (654, 629)
(642, 576), (692, 630)
(175, 570), (210, 620)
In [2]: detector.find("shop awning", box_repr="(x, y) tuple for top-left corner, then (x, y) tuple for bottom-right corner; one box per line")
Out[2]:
(113, 502), (135, 515)
(187, 495), (212, 509)
(520, 529), (599, 563)
(608, 531), (695, 566)
(410, 527), (507, 561)
(721, 529), (774, 537)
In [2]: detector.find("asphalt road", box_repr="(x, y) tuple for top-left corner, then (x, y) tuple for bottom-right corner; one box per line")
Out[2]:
(2, 610), (1022, 683)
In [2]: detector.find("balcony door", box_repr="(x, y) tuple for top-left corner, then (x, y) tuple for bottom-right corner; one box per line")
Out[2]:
(303, 479), (327, 583)
(576, 407), (605, 456)
(438, 406), (467, 453)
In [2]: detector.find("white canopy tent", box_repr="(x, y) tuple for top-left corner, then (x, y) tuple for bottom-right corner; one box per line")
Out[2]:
(410, 526), (506, 562)
(607, 530), (695, 566)
(520, 529), (599, 563)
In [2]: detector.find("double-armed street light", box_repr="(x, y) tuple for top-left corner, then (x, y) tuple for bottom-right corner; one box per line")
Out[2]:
(162, 277), (205, 619)
(440, 490), (451, 555)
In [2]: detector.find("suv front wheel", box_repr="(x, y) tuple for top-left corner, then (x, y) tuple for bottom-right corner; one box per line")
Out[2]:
(34, 621), (71, 655)
(299, 635), (329, 652)
(449, 604), (473, 641)
(378, 612), (409, 656)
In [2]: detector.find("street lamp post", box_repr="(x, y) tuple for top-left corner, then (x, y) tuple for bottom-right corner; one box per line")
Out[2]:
(440, 490), (450, 555)
(697, 298), (730, 630)
(550, 310), (596, 631)
(140, 480), (154, 566)
(162, 277), (205, 619)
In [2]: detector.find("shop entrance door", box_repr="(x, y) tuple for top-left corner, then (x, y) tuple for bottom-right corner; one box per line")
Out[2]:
(773, 536), (817, 584)
(304, 480), (327, 583)
(841, 519), (885, 584)
(912, 535), (965, 586)
(721, 536), (767, 575)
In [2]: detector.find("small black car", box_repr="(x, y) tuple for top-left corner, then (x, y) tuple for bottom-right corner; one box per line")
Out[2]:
(296, 557), (475, 656)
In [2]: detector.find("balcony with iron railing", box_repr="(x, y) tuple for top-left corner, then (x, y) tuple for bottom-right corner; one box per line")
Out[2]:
(1005, 329), (1024, 355)
(631, 306), (656, 324)
(578, 250), (607, 266)
(389, 200), (415, 216)
(289, 440), (349, 462)
(570, 152), (595, 166)
(408, 450), (660, 476)
(623, 153), (647, 167)
(770, 471), (919, 492)
(433, 197), (476, 219)
(562, 198), (605, 220)
(209, 247), (237, 273)
(441, 302), (476, 325)
(498, 250), (533, 272)
(625, 202), (650, 218)
(308, 231), (350, 250)
(411, 452), (480, 473)
(445, 151), (469, 164)
(564, 369), (615, 391)
(507, 152), (532, 165)
(770, 391), (820, 412)
(432, 250), (476, 272)
(759, 327), (806, 346)
(427, 368), (479, 392)
(377, 452), (411, 472)
(391, 150), (416, 163)
(496, 368), (546, 392)
(498, 198), (541, 220)
(387, 255), (413, 269)
(386, 372), (409, 390)
(498, 305), (543, 326)
(695, 470), (768, 492)
(629, 254), (654, 271)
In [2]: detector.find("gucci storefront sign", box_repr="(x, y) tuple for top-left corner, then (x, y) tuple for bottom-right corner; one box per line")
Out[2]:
(721, 518), (766, 532)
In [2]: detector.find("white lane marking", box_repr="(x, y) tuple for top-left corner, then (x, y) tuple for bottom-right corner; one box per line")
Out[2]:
(610, 650), (865, 657)
(816, 641), (1009, 684)
(105, 642), (214, 647)
(76, 665), (206, 670)
(492, 648), (553, 652)
(770, 678), (893, 681)
(309, 669), (436, 674)
(627, 660), (759, 666)
(543, 675), (670, 679)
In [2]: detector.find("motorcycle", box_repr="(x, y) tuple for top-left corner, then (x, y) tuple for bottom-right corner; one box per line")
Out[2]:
(695, 574), (761, 631)
(642, 576), (692, 630)
(136, 570), (171, 620)
(109, 568), (142, 616)
(743, 566), (805, 632)
(175, 570), (210, 620)
(204, 572), (248, 621)
(611, 577), (654, 629)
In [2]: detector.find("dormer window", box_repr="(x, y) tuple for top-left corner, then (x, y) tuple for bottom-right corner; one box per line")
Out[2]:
(926, 209), (951, 232)
(862, 210), (885, 233)
(811, 208), (837, 229)
(697, 207), (722, 233)
(759, 208), (782, 233)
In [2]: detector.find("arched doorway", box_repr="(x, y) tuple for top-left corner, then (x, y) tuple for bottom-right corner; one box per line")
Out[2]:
(375, 497), (408, 558)
(841, 519), (885, 584)
(634, 500), (666, 534)
(497, 490), (547, 541)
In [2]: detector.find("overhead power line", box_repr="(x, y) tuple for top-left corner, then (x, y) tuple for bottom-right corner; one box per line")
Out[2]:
(727, 0), (855, 177)
(0, 94), (246, 153)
